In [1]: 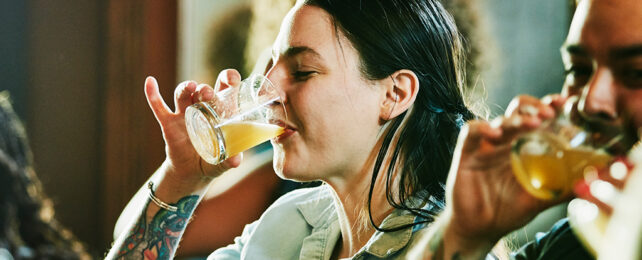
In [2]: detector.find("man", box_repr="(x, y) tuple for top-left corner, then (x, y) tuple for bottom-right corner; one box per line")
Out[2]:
(412, 0), (642, 259)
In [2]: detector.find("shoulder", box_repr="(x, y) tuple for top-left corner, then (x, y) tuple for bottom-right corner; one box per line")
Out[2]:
(215, 185), (334, 259)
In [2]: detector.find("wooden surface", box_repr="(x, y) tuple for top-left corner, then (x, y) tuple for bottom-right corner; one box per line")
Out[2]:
(101, 0), (177, 249)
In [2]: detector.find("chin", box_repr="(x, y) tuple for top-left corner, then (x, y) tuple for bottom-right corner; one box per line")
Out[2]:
(270, 144), (317, 182)
(271, 143), (296, 181)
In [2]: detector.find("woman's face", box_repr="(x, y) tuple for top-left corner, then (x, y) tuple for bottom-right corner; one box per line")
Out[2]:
(267, 5), (385, 181)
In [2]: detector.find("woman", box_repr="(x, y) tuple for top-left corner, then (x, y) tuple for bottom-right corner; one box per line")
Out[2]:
(0, 92), (90, 259)
(108, 0), (476, 259)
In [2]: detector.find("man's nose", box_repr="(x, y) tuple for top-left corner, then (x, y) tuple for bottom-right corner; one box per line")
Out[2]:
(578, 67), (618, 122)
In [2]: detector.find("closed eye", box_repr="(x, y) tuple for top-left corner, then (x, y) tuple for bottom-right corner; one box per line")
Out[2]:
(564, 65), (593, 88)
(292, 71), (316, 81)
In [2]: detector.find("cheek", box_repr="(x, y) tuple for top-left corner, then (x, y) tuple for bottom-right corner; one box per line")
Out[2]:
(619, 90), (642, 132)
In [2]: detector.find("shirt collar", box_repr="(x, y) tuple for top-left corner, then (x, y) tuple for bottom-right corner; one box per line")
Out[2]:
(361, 209), (418, 257)
(295, 185), (437, 258)
(296, 185), (337, 229)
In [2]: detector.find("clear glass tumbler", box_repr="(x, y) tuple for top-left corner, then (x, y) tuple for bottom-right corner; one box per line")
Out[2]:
(510, 99), (617, 200)
(185, 74), (285, 165)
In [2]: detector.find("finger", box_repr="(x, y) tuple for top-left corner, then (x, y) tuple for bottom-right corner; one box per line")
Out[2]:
(596, 159), (630, 189)
(487, 116), (540, 145)
(505, 95), (556, 122)
(214, 69), (242, 92)
(193, 84), (215, 103)
(144, 76), (172, 122)
(201, 153), (243, 177)
(574, 181), (613, 215)
(541, 94), (566, 113)
(174, 81), (198, 114)
(459, 120), (499, 154)
(475, 143), (512, 163)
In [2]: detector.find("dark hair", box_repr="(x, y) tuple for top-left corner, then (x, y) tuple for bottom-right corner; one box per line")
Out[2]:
(304, 0), (476, 231)
(0, 92), (89, 259)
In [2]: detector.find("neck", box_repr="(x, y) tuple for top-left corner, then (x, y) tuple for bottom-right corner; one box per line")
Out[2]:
(327, 181), (394, 258)
(325, 125), (402, 258)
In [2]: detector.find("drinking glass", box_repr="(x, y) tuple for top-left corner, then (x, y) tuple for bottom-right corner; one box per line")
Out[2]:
(510, 99), (618, 200)
(185, 74), (285, 165)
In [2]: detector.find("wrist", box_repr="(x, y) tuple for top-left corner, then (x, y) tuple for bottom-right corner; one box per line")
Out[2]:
(147, 160), (212, 208)
(161, 159), (213, 191)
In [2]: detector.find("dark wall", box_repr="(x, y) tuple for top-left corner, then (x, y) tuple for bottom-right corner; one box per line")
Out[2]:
(0, 1), (28, 117)
(482, 0), (570, 115)
(26, 0), (103, 253)
(1, 0), (176, 256)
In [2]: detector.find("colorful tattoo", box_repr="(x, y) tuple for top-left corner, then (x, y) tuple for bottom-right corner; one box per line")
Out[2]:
(116, 195), (199, 260)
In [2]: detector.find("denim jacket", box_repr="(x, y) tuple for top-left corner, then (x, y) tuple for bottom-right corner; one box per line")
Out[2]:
(208, 185), (433, 260)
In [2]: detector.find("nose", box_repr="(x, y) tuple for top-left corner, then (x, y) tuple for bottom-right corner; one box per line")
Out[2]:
(265, 64), (288, 103)
(578, 66), (618, 122)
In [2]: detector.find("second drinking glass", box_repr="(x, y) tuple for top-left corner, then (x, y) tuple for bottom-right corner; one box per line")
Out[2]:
(510, 98), (617, 200)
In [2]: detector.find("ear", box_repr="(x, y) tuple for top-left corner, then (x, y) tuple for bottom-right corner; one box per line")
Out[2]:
(379, 69), (419, 121)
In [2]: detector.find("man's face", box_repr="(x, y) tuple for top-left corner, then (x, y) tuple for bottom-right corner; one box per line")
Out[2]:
(561, 0), (642, 154)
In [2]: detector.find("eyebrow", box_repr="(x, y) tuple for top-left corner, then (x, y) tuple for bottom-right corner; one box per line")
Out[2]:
(273, 46), (323, 60)
(561, 43), (642, 60)
(610, 44), (642, 60)
(561, 44), (589, 56)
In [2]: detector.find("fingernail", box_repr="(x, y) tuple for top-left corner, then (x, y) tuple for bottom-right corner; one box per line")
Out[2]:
(228, 71), (241, 86)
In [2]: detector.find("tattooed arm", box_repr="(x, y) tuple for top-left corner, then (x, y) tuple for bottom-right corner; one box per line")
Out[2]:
(107, 73), (245, 259)
(110, 195), (199, 259)
(105, 162), (213, 260)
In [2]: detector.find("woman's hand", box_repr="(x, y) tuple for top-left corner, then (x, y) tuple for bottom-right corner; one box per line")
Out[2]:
(144, 69), (244, 186)
(439, 95), (569, 258)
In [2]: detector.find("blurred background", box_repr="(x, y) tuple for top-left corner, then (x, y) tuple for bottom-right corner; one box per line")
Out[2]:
(0, 0), (572, 256)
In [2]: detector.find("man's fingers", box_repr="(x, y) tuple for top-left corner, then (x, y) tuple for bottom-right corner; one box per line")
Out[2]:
(541, 94), (567, 112)
(505, 95), (556, 122)
(174, 81), (198, 114)
(460, 120), (501, 154)
(145, 76), (172, 122)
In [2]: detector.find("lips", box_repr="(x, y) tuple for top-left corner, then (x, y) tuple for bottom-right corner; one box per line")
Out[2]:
(273, 119), (297, 142)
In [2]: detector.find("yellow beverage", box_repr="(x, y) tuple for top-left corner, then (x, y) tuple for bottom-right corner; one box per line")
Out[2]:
(218, 121), (284, 157)
(511, 133), (612, 199)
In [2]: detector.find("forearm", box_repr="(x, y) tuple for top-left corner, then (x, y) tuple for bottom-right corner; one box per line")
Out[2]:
(107, 161), (212, 260)
(113, 171), (163, 240)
